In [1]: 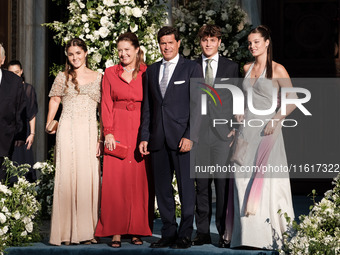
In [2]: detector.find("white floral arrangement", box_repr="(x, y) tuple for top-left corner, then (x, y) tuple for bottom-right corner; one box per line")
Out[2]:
(172, 0), (252, 65)
(281, 174), (340, 254)
(34, 161), (56, 219)
(44, 0), (167, 75)
(0, 158), (41, 253)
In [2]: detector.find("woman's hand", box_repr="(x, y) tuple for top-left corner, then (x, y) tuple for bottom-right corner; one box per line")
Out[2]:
(45, 122), (56, 134)
(104, 134), (116, 151)
(96, 141), (104, 157)
(25, 134), (35, 150)
(235, 114), (244, 122)
(264, 119), (280, 136)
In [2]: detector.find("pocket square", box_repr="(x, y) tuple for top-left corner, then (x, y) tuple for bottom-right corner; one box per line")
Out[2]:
(220, 78), (230, 81)
(174, 80), (185, 85)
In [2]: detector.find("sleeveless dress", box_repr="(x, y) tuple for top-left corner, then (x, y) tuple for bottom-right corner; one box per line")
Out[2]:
(48, 72), (101, 245)
(225, 63), (295, 249)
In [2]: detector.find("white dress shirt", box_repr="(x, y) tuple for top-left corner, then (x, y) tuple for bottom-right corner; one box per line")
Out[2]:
(0, 69), (2, 86)
(202, 53), (219, 79)
(159, 54), (180, 86)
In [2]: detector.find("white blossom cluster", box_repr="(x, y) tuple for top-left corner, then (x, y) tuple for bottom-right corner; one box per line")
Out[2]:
(45, 0), (167, 74)
(282, 174), (340, 254)
(34, 162), (56, 217)
(0, 159), (41, 252)
(172, 0), (251, 63)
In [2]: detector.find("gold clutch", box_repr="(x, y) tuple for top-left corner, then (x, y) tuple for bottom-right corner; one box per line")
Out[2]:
(46, 120), (58, 133)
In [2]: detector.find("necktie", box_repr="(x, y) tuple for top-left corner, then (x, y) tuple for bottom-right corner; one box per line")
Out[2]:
(160, 62), (170, 97)
(205, 59), (214, 86)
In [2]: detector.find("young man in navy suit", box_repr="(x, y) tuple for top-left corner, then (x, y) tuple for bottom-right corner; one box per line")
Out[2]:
(0, 44), (25, 180)
(139, 26), (202, 249)
(192, 25), (239, 248)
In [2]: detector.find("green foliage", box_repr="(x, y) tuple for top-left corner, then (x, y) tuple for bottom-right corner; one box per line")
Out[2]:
(0, 158), (41, 253)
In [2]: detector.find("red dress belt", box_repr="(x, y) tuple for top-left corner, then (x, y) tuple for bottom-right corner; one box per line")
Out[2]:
(113, 101), (141, 111)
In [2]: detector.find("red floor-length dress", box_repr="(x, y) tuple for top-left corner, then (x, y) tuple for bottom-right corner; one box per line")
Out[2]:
(95, 63), (152, 237)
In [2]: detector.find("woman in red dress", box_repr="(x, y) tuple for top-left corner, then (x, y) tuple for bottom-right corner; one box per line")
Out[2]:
(95, 32), (152, 248)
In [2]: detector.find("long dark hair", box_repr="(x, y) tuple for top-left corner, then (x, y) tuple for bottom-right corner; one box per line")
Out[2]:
(64, 38), (88, 93)
(249, 25), (273, 78)
(117, 32), (145, 80)
(8, 59), (25, 81)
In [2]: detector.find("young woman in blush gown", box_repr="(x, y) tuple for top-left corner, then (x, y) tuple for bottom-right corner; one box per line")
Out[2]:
(46, 38), (102, 246)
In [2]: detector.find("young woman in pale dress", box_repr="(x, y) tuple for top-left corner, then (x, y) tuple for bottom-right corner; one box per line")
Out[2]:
(46, 38), (102, 245)
(225, 25), (297, 250)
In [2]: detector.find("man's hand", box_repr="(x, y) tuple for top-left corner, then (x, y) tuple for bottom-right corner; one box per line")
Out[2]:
(179, 138), (193, 153)
(228, 129), (236, 147)
(139, 141), (150, 155)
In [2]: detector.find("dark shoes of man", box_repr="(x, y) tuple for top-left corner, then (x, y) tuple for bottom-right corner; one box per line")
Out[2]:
(171, 237), (192, 249)
(150, 236), (176, 248)
(219, 237), (231, 248)
(191, 233), (212, 246)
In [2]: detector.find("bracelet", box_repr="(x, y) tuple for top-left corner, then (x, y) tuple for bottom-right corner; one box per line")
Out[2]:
(98, 140), (103, 143)
(30, 133), (35, 136)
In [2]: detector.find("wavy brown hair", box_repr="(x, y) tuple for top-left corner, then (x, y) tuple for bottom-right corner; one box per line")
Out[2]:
(64, 38), (88, 93)
(117, 32), (145, 80)
(249, 25), (273, 79)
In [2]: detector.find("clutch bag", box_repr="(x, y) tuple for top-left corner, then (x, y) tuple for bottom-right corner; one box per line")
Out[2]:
(230, 131), (248, 166)
(104, 142), (128, 159)
(47, 120), (58, 133)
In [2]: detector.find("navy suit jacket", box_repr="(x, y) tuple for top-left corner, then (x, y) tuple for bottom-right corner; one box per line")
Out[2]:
(0, 69), (25, 157)
(196, 56), (239, 140)
(140, 56), (203, 151)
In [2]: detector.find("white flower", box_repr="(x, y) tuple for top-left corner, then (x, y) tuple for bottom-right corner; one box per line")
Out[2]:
(21, 231), (27, 237)
(85, 28), (90, 34)
(0, 213), (6, 224)
(23, 216), (31, 224)
(81, 14), (88, 22)
(130, 24), (138, 33)
(125, 6), (132, 16)
(119, 0), (128, 5)
(13, 211), (20, 220)
(103, 0), (115, 6)
(2, 226), (8, 234)
(98, 27), (110, 39)
(100, 16), (110, 27)
(25, 222), (34, 233)
(183, 47), (191, 56)
(104, 41), (110, 47)
(105, 59), (114, 68)
(206, 10), (216, 16)
(131, 7), (143, 18)
(33, 162), (44, 169)
(92, 52), (102, 63)
(2, 207), (8, 213)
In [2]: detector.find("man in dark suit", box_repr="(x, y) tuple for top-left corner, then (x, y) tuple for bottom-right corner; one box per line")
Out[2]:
(0, 44), (25, 180)
(139, 26), (202, 249)
(192, 25), (239, 248)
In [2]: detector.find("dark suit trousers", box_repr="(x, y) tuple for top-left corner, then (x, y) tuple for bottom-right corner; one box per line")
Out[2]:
(195, 129), (231, 236)
(151, 144), (195, 239)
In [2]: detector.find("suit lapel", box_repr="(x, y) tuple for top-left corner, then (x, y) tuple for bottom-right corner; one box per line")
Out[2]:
(216, 55), (225, 78)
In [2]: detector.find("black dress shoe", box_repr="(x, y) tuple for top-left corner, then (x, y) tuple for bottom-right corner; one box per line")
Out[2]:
(171, 237), (191, 249)
(219, 237), (230, 248)
(192, 233), (211, 246)
(150, 237), (176, 248)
